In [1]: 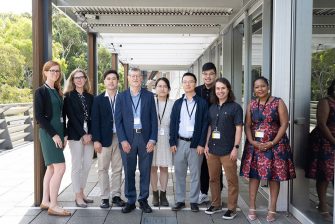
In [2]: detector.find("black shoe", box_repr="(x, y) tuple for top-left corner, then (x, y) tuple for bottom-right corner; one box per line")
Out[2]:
(139, 200), (152, 213)
(171, 202), (185, 211)
(190, 203), (199, 212)
(205, 206), (222, 215)
(122, 203), (136, 213)
(100, 199), (110, 209)
(222, 209), (237, 220)
(112, 196), (126, 207)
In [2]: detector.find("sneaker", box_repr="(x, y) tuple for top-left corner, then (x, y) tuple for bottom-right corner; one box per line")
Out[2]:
(205, 206), (222, 215)
(198, 193), (210, 204)
(222, 209), (237, 220)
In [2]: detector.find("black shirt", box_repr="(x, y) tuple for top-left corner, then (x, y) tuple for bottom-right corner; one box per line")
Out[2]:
(208, 101), (243, 156)
(195, 84), (213, 105)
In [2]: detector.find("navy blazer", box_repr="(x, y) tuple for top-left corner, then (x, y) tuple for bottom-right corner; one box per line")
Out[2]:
(115, 88), (158, 145)
(91, 92), (114, 147)
(169, 94), (208, 148)
(63, 90), (94, 141)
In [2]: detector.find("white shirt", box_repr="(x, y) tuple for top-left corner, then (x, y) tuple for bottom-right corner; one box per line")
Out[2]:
(178, 95), (197, 138)
(104, 91), (118, 133)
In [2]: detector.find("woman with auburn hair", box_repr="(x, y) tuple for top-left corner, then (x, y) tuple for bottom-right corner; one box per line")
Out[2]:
(64, 69), (94, 208)
(34, 60), (71, 216)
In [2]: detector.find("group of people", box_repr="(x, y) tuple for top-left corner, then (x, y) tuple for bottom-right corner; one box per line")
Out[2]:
(35, 60), (298, 222)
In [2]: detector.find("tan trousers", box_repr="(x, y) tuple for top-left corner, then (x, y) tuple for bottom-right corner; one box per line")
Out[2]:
(69, 140), (94, 194)
(97, 134), (123, 199)
(207, 153), (239, 210)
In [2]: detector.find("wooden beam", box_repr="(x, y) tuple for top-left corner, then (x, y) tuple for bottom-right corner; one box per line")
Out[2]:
(88, 33), (98, 95)
(123, 63), (129, 90)
(111, 53), (118, 71)
(32, 0), (52, 206)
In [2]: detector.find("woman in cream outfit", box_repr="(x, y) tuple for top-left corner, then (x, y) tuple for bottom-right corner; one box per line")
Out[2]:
(151, 77), (174, 207)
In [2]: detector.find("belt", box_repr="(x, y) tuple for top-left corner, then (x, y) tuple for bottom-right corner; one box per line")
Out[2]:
(178, 136), (192, 142)
(134, 128), (142, 133)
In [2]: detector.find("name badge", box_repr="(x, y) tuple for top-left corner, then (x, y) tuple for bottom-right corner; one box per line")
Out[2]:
(159, 128), (165, 136)
(186, 126), (194, 132)
(134, 117), (141, 125)
(255, 130), (264, 138)
(83, 121), (88, 132)
(60, 117), (64, 123)
(212, 130), (221, 139)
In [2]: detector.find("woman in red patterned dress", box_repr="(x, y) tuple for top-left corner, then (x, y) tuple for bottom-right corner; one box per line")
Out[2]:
(240, 77), (296, 222)
(305, 80), (335, 219)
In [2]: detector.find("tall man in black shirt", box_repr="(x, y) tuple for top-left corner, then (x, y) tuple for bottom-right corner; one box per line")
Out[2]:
(195, 62), (223, 204)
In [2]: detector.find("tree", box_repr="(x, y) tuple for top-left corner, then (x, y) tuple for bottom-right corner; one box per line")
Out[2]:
(311, 48), (335, 100)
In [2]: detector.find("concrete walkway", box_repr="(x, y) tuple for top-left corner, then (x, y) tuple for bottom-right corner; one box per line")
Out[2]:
(0, 143), (301, 224)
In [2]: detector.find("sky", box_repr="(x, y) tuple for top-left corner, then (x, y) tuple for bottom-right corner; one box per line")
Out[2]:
(0, 0), (32, 14)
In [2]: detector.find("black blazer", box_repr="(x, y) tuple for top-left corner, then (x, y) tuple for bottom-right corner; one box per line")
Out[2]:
(63, 90), (94, 141)
(34, 85), (66, 137)
(91, 92), (115, 147)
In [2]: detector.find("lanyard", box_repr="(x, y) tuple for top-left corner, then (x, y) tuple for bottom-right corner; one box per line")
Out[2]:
(185, 99), (196, 120)
(257, 95), (270, 121)
(44, 83), (62, 111)
(110, 94), (116, 115)
(157, 98), (167, 125)
(130, 92), (141, 115)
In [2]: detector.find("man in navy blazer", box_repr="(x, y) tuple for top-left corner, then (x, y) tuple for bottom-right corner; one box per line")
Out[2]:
(115, 68), (158, 213)
(91, 70), (126, 209)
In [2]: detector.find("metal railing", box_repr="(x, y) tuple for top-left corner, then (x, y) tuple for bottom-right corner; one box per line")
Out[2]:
(0, 103), (33, 149)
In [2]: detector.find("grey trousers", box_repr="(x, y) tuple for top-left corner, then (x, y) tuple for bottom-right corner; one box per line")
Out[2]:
(174, 139), (203, 203)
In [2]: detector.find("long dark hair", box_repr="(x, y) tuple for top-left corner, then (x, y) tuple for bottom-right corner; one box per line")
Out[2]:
(155, 77), (171, 99)
(210, 77), (235, 104)
(327, 79), (335, 97)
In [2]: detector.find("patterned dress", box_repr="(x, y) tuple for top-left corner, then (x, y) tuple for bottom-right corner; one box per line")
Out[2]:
(305, 97), (335, 182)
(240, 97), (296, 181)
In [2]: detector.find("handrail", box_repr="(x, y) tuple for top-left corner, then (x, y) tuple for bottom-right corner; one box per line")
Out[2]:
(0, 103), (34, 150)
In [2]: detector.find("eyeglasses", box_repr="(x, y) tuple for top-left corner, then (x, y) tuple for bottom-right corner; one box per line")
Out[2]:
(156, 85), (168, 89)
(182, 80), (196, 84)
(129, 75), (142, 79)
(48, 70), (60, 73)
(74, 76), (86, 80)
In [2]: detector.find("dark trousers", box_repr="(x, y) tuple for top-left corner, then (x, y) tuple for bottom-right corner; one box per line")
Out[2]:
(200, 155), (223, 194)
(120, 132), (153, 204)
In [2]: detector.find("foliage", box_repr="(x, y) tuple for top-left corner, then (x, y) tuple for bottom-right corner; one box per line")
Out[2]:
(0, 84), (32, 103)
(311, 48), (335, 100)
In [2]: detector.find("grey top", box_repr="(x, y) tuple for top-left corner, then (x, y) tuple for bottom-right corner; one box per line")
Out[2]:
(208, 101), (243, 156)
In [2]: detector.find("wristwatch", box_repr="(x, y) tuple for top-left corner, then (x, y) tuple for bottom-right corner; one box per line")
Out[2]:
(234, 145), (239, 149)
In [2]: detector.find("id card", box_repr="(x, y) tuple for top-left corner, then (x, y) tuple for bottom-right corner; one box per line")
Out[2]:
(83, 121), (88, 132)
(186, 125), (194, 132)
(134, 117), (141, 125)
(60, 117), (64, 123)
(255, 130), (264, 138)
(212, 131), (221, 139)
(159, 128), (165, 136)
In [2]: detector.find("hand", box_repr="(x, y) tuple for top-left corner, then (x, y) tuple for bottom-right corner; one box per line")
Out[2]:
(82, 134), (92, 145)
(258, 141), (273, 152)
(63, 136), (68, 148)
(170, 146), (177, 154)
(52, 135), (63, 149)
(196, 146), (204, 155)
(146, 142), (155, 153)
(204, 145), (209, 159)
(94, 141), (102, 153)
(230, 148), (237, 161)
(121, 141), (131, 153)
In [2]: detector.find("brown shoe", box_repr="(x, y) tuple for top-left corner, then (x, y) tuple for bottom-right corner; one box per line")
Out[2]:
(48, 208), (71, 216)
(40, 203), (49, 210)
